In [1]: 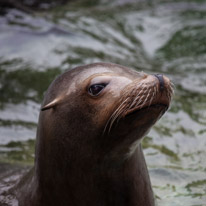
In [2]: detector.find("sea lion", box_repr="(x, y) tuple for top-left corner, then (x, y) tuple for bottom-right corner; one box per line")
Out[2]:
(5, 62), (173, 206)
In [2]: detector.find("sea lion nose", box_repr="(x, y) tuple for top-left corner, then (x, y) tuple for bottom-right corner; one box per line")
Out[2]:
(154, 74), (165, 91)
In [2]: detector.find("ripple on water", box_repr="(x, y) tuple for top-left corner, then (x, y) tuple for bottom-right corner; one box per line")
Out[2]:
(0, 1), (206, 205)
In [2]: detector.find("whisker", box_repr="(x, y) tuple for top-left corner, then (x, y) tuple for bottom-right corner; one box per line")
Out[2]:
(109, 105), (126, 128)
(129, 87), (144, 109)
(103, 98), (129, 134)
(140, 88), (151, 109)
(134, 87), (149, 108)
(148, 89), (155, 107)
(108, 109), (125, 133)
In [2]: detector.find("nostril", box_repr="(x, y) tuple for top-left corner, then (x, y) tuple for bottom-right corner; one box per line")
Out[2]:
(154, 74), (165, 91)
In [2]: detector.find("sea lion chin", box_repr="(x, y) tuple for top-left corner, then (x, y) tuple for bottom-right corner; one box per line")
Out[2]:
(17, 62), (174, 206)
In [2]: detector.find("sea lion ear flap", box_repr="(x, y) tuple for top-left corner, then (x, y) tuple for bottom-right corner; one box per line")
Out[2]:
(41, 98), (60, 111)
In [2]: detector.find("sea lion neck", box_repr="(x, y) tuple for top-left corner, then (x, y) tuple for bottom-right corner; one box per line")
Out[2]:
(32, 110), (155, 206)
(33, 142), (154, 206)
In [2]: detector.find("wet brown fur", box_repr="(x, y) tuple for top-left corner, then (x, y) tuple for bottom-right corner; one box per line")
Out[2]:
(16, 62), (173, 206)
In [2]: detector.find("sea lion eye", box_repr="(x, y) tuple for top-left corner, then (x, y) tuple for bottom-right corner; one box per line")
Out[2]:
(88, 84), (106, 96)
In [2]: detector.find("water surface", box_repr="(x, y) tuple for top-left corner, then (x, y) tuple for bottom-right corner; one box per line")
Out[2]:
(0, 1), (206, 205)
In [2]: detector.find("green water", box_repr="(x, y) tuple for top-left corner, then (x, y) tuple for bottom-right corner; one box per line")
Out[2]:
(0, 0), (206, 205)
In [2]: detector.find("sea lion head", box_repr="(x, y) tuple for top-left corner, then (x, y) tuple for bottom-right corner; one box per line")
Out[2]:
(36, 63), (173, 166)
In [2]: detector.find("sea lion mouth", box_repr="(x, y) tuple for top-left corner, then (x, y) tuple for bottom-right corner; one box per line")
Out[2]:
(103, 103), (169, 134)
(104, 101), (170, 133)
(125, 103), (169, 117)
